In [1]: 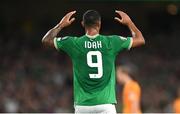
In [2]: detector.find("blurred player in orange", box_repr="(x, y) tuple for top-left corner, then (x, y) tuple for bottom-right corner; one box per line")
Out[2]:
(117, 64), (141, 113)
(173, 87), (180, 113)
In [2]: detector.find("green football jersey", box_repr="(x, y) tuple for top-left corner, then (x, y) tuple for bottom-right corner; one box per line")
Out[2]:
(54, 34), (132, 106)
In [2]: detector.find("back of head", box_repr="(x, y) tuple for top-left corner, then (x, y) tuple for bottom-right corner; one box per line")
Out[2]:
(83, 10), (101, 28)
(117, 63), (138, 81)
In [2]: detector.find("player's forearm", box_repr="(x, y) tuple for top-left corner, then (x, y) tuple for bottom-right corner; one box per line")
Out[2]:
(127, 21), (145, 47)
(42, 24), (62, 47)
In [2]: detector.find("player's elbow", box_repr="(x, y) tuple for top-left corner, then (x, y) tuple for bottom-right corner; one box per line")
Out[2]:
(139, 36), (145, 45)
(132, 36), (145, 48)
(137, 31), (145, 45)
(132, 31), (145, 47)
(42, 29), (54, 46)
(42, 37), (47, 45)
(41, 36), (55, 48)
(41, 37), (49, 47)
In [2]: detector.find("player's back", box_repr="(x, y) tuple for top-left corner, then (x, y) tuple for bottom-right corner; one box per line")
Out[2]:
(72, 35), (118, 106)
(54, 34), (132, 106)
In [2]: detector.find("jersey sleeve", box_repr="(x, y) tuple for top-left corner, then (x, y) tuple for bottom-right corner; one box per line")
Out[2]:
(111, 35), (133, 53)
(54, 36), (74, 56)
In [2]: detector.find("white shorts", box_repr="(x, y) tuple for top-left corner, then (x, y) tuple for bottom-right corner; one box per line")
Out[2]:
(74, 104), (116, 114)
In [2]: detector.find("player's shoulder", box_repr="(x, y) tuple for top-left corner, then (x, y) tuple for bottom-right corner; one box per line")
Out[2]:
(58, 36), (82, 41)
(56, 36), (74, 40)
(132, 81), (141, 90)
(100, 34), (128, 41)
(98, 35), (119, 42)
(70, 35), (88, 39)
(99, 34), (119, 38)
(128, 80), (141, 90)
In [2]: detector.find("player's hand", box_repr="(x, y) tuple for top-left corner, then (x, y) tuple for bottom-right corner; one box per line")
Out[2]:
(115, 10), (132, 25)
(59, 11), (76, 28)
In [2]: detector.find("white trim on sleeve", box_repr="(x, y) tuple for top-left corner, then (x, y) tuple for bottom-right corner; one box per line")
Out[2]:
(128, 38), (133, 50)
(54, 37), (59, 50)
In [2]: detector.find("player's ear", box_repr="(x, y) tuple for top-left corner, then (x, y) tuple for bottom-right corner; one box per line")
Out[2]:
(97, 21), (101, 25)
(81, 21), (84, 27)
(96, 21), (101, 30)
(98, 21), (101, 28)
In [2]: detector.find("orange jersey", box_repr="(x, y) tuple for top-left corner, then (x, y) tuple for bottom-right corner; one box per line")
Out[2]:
(173, 98), (180, 113)
(122, 80), (141, 113)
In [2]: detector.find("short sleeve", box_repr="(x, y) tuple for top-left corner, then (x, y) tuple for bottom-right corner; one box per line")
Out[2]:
(54, 36), (74, 54)
(111, 35), (133, 53)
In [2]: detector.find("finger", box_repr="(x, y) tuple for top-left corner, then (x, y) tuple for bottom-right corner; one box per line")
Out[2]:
(115, 10), (126, 17)
(115, 10), (123, 19)
(69, 18), (75, 23)
(116, 10), (125, 14)
(67, 11), (76, 17)
(71, 10), (76, 14)
(114, 17), (122, 23)
(115, 10), (121, 14)
(66, 11), (76, 21)
(115, 10), (124, 15)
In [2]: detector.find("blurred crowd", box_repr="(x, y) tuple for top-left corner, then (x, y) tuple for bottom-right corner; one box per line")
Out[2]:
(116, 52), (180, 113)
(0, 46), (74, 112)
(0, 2), (180, 112)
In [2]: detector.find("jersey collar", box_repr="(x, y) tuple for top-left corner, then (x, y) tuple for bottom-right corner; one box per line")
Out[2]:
(85, 34), (99, 39)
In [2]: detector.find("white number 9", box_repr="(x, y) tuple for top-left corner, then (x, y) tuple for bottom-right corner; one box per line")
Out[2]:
(87, 51), (103, 78)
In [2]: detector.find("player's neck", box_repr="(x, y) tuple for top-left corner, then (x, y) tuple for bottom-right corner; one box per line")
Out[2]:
(85, 27), (99, 36)
(124, 76), (132, 84)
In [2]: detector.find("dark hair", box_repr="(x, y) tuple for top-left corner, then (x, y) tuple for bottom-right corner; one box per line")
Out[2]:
(83, 10), (101, 27)
(117, 63), (138, 81)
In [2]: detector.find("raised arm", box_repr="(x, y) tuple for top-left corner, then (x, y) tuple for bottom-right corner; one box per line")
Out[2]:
(115, 10), (145, 48)
(42, 11), (76, 48)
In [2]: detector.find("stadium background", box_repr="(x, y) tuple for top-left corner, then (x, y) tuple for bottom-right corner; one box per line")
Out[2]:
(0, 0), (180, 112)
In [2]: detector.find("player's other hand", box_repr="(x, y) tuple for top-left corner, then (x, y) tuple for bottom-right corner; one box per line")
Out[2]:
(115, 10), (132, 25)
(59, 11), (76, 28)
